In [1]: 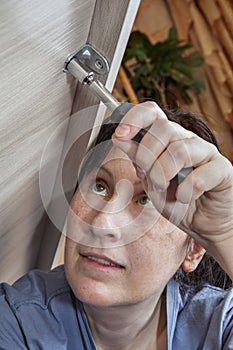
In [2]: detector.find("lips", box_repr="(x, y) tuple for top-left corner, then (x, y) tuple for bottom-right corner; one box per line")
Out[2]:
(80, 252), (125, 269)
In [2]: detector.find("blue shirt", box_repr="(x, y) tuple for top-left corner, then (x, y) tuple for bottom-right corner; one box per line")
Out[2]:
(0, 265), (232, 349)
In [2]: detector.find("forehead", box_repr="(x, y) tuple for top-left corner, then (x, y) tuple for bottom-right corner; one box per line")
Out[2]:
(77, 143), (138, 191)
(97, 146), (138, 180)
(103, 145), (131, 162)
(79, 144), (141, 186)
(76, 146), (142, 206)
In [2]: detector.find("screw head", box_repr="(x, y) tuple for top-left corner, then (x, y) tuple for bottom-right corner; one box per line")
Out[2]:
(95, 59), (104, 71)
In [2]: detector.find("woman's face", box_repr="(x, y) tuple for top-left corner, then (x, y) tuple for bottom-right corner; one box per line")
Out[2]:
(65, 146), (189, 306)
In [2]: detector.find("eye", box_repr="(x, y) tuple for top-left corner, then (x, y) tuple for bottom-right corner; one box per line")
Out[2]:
(137, 194), (154, 208)
(91, 180), (108, 197)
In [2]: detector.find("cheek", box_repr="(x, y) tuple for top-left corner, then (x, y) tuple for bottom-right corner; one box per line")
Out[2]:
(70, 191), (93, 221)
(67, 192), (96, 241)
(64, 238), (78, 269)
(129, 222), (188, 283)
(64, 239), (83, 295)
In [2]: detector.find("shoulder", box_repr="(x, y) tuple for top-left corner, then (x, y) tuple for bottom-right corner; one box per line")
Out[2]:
(180, 281), (232, 305)
(0, 265), (70, 309)
(170, 279), (233, 349)
(0, 266), (77, 349)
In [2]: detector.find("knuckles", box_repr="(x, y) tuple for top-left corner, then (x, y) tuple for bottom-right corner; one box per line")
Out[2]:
(191, 176), (207, 198)
(167, 141), (188, 164)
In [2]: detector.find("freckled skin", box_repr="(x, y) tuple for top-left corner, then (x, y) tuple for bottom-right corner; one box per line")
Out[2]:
(65, 147), (190, 307)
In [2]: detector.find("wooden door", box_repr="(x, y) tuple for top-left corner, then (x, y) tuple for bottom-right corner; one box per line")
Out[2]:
(0, 0), (140, 283)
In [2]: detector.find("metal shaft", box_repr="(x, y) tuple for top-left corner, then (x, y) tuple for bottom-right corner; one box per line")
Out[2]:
(67, 58), (120, 112)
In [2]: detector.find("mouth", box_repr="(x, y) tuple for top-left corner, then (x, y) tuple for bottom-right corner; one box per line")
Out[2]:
(80, 253), (125, 269)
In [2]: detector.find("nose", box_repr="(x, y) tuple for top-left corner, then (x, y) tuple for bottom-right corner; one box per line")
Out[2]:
(91, 213), (122, 243)
(91, 180), (133, 245)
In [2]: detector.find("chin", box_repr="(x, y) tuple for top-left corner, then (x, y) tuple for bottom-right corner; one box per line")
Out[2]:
(68, 277), (120, 307)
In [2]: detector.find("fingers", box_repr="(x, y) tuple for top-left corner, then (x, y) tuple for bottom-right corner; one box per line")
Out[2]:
(114, 102), (167, 140)
(112, 102), (231, 206)
(133, 119), (193, 173)
(177, 156), (233, 203)
(112, 104), (194, 182)
(148, 137), (215, 190)
(112, 108), (198, 189)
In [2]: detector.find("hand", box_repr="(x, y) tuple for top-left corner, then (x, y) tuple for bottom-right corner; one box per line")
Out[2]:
(112, 102), (233, 252)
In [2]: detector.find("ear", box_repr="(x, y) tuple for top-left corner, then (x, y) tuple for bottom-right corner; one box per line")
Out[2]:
(181, 240), (206, 273)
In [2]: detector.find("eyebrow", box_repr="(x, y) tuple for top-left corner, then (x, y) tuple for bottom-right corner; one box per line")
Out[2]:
(98, 165), (142, 187)
(97, 165), (112, 178)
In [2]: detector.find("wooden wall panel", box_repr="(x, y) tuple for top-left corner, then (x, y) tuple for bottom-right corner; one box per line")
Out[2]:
(0, 0), (141, 282)
(0, 0), (96, 283)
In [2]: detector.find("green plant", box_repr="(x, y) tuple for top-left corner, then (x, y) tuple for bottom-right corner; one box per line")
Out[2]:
(123, 27), (205, 108)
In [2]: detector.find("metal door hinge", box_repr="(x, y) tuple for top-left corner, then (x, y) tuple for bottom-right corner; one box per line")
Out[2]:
(64, 44), (119, 111)
(63, 44), (109, 76)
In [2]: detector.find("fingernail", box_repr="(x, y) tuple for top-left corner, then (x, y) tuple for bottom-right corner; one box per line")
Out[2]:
(115, 124), (131, 137)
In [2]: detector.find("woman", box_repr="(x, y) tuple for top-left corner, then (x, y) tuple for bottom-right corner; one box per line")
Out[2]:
(0, 102), (232, 349)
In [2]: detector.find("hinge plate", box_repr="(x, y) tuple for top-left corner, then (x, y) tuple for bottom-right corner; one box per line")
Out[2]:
(63, 44), (109, 75)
